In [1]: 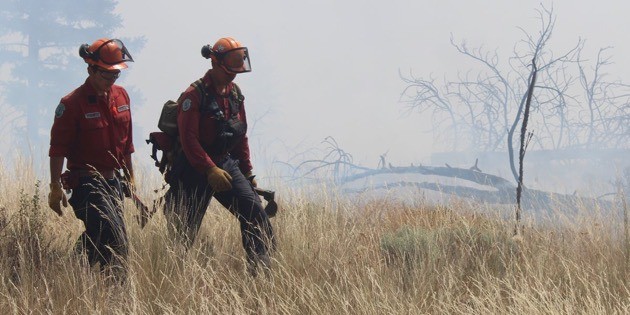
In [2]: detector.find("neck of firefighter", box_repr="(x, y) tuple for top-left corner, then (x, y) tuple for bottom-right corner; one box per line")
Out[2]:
(87, 67), (113, 96)
(210, 65), (235, 96)
(89, 78), (108, 96)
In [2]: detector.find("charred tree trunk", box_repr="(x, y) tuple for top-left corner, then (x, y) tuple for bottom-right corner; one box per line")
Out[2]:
(515, 58), (538, 234)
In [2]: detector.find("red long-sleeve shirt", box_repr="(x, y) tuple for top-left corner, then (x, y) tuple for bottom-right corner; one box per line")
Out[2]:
(49, 79), (134, 172)
(177, 71), (252, 175)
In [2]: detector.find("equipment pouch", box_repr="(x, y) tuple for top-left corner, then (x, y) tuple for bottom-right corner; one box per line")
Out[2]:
(222, 117), (247, 151)
(225, 116), (247, 137)
(158, 100), (179, 136)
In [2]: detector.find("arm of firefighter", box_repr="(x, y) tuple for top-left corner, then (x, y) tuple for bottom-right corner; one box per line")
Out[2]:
(123, 153), (134, 189)
(50, 156), (64, 184)
(230, 99), (253, 175)
(122, 88), (135, 156)
(48, 156), (68, 216)
(49, 99), (78, 159)
(178, 90), (215, 173)
(48, 98), (78, 216)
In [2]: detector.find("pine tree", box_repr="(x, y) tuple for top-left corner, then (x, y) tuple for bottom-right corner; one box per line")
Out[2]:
(0, 0), (143, 159)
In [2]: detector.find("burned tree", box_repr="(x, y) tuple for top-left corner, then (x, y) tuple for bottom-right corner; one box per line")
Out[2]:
(400, 5), (630, 181)
(286, 138), (613, 216)
(281, 5), (629, 221)
(515, 57), (536, 234)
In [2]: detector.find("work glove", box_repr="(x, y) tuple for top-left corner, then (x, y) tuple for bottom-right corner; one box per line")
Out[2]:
(245, 171), (258, 188)
(206, 166), (232, 192)
(48, 182), (68, 216)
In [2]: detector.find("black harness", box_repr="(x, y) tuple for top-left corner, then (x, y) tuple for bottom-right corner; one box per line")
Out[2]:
(190, 79), (247, 155)
(146, 79), (246, 175)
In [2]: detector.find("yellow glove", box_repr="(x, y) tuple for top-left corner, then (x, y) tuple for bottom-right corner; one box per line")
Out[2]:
(48, 182), (67, 216)
(206, 166), (232, 192)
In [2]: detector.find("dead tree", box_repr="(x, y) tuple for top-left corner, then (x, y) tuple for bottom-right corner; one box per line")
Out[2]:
(289, 145), (614, 214)
(515, 57), (537, 234)
(283, 5), (629, 223)
(400, 4), (630, 171)
(290, 136), (371, 184)
(400, 75), (461, 151)
(577, 47), (630, 149)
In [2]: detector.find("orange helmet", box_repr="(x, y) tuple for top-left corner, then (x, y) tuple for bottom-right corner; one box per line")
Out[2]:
(79, 38), (134, 70)
(201, 37), (251, 74)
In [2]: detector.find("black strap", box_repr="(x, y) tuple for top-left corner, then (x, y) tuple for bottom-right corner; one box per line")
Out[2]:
(191, 79), (243, 118)
(190, 79), (206, 104)
(229, 83), (244, 117)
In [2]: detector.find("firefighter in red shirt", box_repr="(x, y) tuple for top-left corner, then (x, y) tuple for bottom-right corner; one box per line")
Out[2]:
(48, 38), (135, 278)
(164, 37), (274, 275)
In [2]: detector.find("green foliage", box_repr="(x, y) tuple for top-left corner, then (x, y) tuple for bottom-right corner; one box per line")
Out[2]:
(2, 181), (54, 285)
(381, 224), (517, 278)
(17, 180), (44, 237)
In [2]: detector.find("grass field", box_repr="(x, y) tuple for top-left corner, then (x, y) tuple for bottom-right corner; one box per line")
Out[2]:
(0, 162), (629, 314)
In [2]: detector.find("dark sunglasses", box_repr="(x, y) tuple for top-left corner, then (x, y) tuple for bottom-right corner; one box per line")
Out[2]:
(95, 67), (121, 80)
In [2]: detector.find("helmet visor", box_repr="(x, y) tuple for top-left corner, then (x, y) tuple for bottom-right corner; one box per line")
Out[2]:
(219, 47), (251, 73)
(95, 39), (134, 65)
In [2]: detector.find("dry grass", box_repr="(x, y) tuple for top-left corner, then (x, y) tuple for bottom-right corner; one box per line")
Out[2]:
(0, 162), (629, 314)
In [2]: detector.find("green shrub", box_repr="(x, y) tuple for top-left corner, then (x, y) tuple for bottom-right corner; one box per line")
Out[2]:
(381, 225), (517, 278)
(3, 181), (54, 285)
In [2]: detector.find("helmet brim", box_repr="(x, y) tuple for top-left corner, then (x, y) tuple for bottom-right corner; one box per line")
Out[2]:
(88, 61), (128, 71)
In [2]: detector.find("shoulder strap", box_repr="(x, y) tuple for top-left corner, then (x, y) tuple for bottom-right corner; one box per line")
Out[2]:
(190, 79), (206, 104)
(231, 82), (244, 102)
(228, 83), (245, 117)
(190, 79), (244, 118)
(190, 79), (221, 115)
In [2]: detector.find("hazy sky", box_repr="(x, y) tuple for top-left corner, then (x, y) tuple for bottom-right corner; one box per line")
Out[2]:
(106, 0), (630, 175)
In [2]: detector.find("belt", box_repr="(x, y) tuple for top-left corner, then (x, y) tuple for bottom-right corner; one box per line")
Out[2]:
(74, 169), (118, 180)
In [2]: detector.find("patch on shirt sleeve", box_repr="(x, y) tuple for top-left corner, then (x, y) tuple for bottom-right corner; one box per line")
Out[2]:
(117, 105), (130, 112)
(182, 98), (192, 112)
(85, 112), (101, 119)
(54, 103), (65, 118)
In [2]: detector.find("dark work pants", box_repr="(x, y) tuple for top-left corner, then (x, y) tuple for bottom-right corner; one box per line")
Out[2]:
(164, 156), (274, 267)
(69, 176), (128, 275)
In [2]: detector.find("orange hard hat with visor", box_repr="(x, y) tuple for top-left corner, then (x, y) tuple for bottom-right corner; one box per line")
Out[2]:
(79, 38), (134, 71)
(201, 37), (251, 74)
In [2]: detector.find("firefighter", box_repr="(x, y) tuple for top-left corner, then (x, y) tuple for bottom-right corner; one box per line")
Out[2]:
(48, 38), (135, 279)
(164, 37), (274, 276)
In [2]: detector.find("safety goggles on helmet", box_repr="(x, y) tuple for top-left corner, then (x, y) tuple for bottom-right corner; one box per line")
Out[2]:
(93, 39), (134, 65)
(217, 47), (251, 74)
